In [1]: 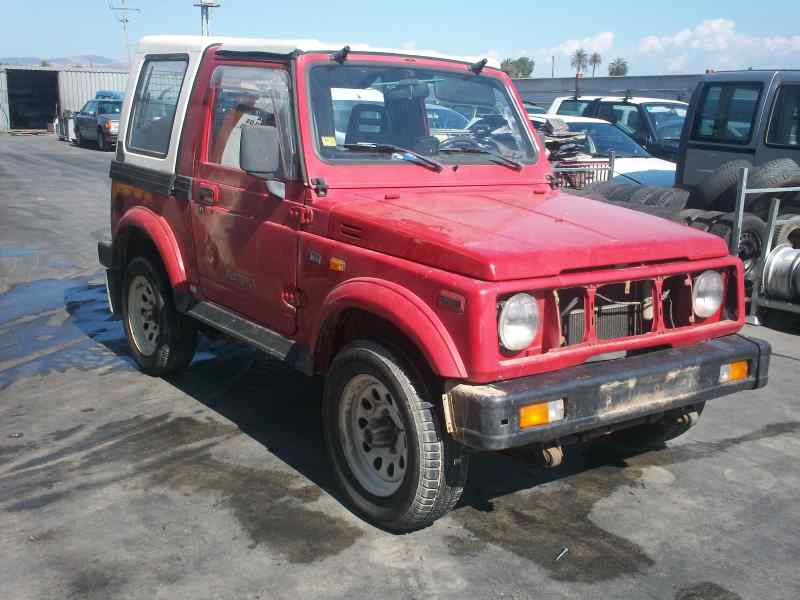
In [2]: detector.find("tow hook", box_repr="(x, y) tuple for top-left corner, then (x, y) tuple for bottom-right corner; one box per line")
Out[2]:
(542, 445), (564, 468)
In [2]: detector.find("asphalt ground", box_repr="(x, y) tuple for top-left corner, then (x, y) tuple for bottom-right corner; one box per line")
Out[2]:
(1, 134), (799, 600)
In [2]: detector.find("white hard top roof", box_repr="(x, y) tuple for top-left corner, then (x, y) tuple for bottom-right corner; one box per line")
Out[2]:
(554, 95), (687, 105)
(531, 114), (607, 124)
(136, 35), (501, 69)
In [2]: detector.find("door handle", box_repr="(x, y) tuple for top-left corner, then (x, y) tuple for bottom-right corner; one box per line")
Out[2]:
(196, 186), (217, 206)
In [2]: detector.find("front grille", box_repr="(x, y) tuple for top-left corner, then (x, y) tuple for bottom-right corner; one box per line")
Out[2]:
(564, 302), (645, 345)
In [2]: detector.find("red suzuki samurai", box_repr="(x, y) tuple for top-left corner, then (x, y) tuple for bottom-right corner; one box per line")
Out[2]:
(99, 35), (770, 530)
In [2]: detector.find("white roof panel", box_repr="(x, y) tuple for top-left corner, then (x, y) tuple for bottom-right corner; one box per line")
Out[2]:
(136, 35), (501, 69)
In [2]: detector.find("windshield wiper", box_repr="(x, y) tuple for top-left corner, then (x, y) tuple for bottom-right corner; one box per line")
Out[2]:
(438, 148), (523, 171)
(342, 143), (443, 172)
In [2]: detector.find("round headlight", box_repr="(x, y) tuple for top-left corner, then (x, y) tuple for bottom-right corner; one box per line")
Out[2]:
(498, 293), (540, 351)
(693, 270), (724, 318)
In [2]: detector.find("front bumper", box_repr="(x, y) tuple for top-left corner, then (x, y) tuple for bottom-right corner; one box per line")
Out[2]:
(445, 334), (770, 450)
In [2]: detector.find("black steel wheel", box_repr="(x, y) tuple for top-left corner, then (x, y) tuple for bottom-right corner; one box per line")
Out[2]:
(323, 340), (468, 531)
(122, 256), (197, 376)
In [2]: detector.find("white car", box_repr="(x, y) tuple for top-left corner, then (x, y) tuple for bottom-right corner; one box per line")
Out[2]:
(547, 95), (687, 162)
(531, 113), (676, 187)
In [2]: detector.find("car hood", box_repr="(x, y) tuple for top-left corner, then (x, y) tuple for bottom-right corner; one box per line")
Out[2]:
(327, 187), (728, 281)
(98, 113), (120, 122)
(612, 157), (676, 187)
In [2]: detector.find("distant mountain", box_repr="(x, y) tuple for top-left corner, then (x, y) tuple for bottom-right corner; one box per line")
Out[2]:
(0, 55), (126, 69)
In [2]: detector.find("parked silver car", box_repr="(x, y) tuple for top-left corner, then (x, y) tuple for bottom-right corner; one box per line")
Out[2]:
(74, 98), (122, 151)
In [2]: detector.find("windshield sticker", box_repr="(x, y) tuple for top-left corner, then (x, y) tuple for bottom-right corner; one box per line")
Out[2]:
(321, 136), (337, 147)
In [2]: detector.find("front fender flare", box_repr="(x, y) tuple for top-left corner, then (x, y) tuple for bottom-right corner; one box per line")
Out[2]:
(314, 278), (468, 379)
(115, 206), (188, 293)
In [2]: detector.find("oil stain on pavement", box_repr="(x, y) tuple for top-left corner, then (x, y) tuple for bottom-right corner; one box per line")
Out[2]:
(1, 413), (362, 563)
(450, 421), (800, 582)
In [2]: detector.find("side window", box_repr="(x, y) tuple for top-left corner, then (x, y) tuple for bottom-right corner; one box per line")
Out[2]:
(691, 83), (762, 144)
(767, 84), (800, 147)
(206, 65), (297, 179)
(557, 100), (588, 116)
(84, 101), (97, 116)
(127, 56), (189, 157)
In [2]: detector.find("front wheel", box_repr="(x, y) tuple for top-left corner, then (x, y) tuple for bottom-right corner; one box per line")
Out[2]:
(122, 257), (197, 376)
(97, 128), (108, 151)
(323, 341), (468, 531)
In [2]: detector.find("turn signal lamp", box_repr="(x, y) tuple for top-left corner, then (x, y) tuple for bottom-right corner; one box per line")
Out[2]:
(720, 361), (749, 384)
(519, 399), (565, 429)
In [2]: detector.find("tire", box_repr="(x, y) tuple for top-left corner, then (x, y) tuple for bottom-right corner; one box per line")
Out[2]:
(323, 340), (468, 531)
(696, 159), (752, 210)
(775, 215), (800, 248)
(716, 213), (768, 293)
(630, 187), (689, 210)
(656, 188), (690, 210)
(580, 181), (635, 202)
(97, 128), (108, 151)
(747, 159), (800, 206)
(629, 186), (664, 206)
(613, 405), (704, 450)
(604, 183), (641, 203)
(122, 256), (197, 376)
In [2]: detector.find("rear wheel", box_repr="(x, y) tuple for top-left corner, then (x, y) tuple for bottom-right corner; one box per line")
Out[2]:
(323, 340), (468, 531)
(122, 257), (197, 376)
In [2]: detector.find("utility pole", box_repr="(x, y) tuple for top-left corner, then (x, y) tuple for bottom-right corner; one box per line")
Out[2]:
(194, 1), (221, 36)
(109, 0), (140, 66)
(551, 56), (555, 78)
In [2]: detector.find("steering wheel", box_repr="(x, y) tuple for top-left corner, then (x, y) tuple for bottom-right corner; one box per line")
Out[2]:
(438, 136), (483, 151)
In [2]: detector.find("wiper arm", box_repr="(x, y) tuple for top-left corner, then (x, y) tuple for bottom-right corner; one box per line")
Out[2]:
(439, 148), (523, 171)
(342, 143), (443, 172)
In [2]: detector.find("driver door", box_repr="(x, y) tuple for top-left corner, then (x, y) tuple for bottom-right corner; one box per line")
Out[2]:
(190, 61), (303, 336)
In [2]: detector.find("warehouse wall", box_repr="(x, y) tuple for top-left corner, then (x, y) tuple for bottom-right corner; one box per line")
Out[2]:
(58, 70), (128, 113)
(0, 71), (9, 132)
(513, 74), (705, 108)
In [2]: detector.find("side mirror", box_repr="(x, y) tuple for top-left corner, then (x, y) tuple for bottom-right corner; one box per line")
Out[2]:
(240, 125), (282, 178)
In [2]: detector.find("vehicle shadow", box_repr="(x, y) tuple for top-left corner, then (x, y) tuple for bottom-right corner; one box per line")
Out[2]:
(64, 282), (644, 514)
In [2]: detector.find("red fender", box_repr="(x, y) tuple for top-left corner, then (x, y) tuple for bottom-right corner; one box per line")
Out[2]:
(314, 278), (468, 379)
(115, 206), (188, 292)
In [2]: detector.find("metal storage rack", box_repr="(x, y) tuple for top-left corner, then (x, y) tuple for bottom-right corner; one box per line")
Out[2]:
(728, 167), (800, 324)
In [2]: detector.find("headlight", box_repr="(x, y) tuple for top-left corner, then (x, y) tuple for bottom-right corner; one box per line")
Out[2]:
(498, 293), (540, 351)
(693, 270), (724, 318)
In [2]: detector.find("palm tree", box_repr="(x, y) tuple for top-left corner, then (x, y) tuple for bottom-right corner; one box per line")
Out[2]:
(570, 48), (588, 76)
(589, 52), (602, 77)
(608, 57), (629, 77)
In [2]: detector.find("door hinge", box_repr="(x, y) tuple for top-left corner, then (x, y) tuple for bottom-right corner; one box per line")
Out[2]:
(290, 205), (314, 225)
(281, 288), (306, 308)
(311, 177), (328, 197)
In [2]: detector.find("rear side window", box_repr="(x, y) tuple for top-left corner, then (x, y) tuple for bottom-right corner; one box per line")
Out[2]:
(767, 84), (800, 147)
(127, 56), (189, 157)
(557, 100), (589, 116)
(691, 83), (762, 145)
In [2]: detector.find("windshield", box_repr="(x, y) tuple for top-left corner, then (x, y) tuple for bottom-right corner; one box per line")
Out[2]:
(97, 101), (122, 115)
(565, 122), (650, 158)
(309, 63), (535, 165)
(643, 103), (686, 141)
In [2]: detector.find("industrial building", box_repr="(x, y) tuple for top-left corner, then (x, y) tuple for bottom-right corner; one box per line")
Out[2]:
(0, 66), (128, 132)
(513, 73), (704, 108)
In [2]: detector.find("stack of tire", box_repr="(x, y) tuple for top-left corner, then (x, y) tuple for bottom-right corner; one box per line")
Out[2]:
(579, 159), (800, 295)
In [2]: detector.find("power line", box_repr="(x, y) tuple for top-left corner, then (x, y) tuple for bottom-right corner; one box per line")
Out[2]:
(109, 0), (140, 66)
(193, 1), (221, 36)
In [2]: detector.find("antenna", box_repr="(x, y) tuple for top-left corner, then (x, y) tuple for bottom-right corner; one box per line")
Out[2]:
(109, 0), (140, 67)
(193, 0), (221, 36)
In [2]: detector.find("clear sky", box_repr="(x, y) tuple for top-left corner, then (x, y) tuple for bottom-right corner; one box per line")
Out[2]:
(2, 0), (799, 76)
